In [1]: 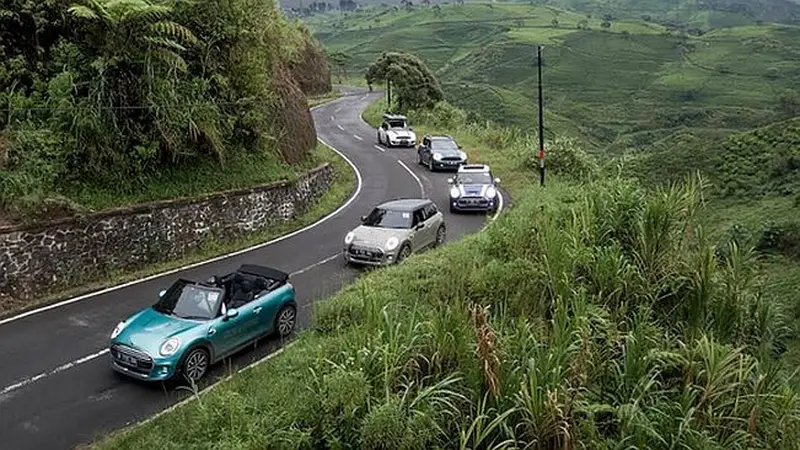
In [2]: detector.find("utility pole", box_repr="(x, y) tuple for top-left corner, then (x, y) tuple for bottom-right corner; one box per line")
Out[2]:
(537, 45), (545, 187)
(386, 78), (392, 112)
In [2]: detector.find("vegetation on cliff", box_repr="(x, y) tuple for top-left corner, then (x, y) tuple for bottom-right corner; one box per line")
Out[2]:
(0, 0), (331, 222)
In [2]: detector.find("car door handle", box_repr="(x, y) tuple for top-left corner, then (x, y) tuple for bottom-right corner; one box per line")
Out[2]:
(253, 307), (262, 314)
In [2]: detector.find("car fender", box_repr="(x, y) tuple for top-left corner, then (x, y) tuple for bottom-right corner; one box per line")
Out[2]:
(178, 339), (216, 366)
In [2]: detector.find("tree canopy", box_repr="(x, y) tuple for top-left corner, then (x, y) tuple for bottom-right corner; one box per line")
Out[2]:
(0, 0), (327, 218)
(364, 51), (444, 111)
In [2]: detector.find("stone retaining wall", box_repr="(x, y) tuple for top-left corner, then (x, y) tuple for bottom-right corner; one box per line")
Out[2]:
(0, 163), (335, 306)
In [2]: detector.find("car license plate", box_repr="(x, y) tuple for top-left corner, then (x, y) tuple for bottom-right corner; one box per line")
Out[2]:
(118, 353), (138, 366)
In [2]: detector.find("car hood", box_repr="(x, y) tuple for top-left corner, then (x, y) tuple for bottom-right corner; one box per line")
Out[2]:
(350, 225), (412, 249)
(456, 183), (492, 197)
(115, 307), (203, 354)
(434, 148), (464, 158)
(387, 129), (415, 138)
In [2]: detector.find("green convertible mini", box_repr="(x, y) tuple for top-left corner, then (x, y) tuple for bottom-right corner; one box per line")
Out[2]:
(108, 264), (297, 383)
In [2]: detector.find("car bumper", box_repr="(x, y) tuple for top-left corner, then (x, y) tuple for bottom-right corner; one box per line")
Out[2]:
(390, 139), (415, 147)
(450, 197), (497, 212)
(343, 247), (397, 266)
(432, 160), (466, 170)
(109, 343), (178, 381)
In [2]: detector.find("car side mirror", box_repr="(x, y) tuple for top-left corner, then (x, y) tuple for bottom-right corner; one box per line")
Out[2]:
(158, 289), (166, 299)
(360, 215), (367, 223)
(494, 177), (501, 184)
(414, 223), (424, 230)
(224, 308), (239, 320)
(409, 127), (414, 131)
(458, 145), (463, 149)
(447, 178), (454, 184)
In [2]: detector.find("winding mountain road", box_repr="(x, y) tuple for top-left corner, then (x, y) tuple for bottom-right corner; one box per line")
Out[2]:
(0, 86), (510, 450)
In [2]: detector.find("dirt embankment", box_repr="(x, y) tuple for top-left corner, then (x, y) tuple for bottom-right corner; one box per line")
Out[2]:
(268, 62), (319, 165)
(289, 33), (332, 97)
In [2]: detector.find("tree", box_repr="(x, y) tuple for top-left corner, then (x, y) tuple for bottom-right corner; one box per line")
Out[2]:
(364, 52), (443, 111)
(327, 50), (351, 83)
(551, 18), (559, 27)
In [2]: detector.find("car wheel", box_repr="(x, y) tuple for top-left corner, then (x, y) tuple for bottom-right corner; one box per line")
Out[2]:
(275, 304), (297, 338)
(434, 225), (446, 247)
(181, 347), (209, 383)
(377, 132), (381, 144)
(396, 243), (411, 263)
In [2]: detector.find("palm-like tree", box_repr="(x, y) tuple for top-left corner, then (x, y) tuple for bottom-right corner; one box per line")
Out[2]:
(68, 0), (197, 74)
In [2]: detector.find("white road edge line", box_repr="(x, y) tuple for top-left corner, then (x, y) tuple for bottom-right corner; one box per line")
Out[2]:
(373, 145), (385, 153)
(0, 252), (343, 396)
(0, 98), (362, 327)
(0, 349), (110, 396)
(396, 160), (425, 197)
(353, 134), (363, 141)
(336, 124), (344, 131)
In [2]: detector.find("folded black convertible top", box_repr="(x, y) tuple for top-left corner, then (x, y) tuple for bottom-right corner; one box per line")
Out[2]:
(237, 264), (289, 282)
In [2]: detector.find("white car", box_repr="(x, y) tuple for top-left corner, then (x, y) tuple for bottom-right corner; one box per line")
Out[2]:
(376, 113), (417, 148)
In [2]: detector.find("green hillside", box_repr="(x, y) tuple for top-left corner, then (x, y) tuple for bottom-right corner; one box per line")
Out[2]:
(310, 3), (800, 152)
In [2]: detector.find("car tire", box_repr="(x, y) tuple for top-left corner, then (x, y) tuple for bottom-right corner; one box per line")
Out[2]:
(396, 243), (411, 263)
(434, 225), (446, 247)
(274, 304), (297, 338)
(180, 347), (210, 384)
(377, 132), (381, 144)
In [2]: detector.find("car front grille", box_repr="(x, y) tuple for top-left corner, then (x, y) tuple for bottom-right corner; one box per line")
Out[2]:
(348, 244), (385, 263)
(457, 196), (490, 208)
(111, 343), (154, 374)
(441, 156), (463, 161)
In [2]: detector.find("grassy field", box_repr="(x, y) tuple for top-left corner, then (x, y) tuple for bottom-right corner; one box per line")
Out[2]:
(89, 99), (800, 449)
(309, 2), (800, 154)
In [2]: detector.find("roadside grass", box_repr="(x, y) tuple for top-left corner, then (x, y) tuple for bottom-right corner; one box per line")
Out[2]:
(88, 163), (800, 449)
(308, 90), (343, 107)
(0, 141), (356, 318)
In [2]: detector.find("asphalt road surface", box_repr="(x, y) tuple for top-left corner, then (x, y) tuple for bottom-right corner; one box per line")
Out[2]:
(0, 86), (511, 450)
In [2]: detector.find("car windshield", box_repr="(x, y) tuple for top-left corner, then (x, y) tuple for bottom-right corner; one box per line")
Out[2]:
(363, 207), (413, 229)
(456, 172), (492, 184)
(431, 139), (459, 153)
(388, 119), (407, 129)
(153, 281), (223, 320)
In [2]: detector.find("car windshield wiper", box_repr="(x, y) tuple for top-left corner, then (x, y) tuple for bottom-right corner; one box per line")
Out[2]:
(179, 315), (209, 320)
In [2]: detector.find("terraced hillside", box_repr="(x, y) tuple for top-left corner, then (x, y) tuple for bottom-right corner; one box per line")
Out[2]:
(309, 2), (800, 153)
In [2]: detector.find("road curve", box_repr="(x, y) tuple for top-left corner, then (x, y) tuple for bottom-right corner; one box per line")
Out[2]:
(0, 86), (510, 450)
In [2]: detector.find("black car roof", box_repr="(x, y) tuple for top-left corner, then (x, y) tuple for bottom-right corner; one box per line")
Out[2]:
(236, 264), (289, 282)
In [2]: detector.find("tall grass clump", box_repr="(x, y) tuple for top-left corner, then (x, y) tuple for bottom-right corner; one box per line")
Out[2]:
(91, 171), (800, 450)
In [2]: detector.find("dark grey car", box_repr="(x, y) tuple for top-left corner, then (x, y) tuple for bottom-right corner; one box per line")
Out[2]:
(417, 135), (468, 171)
(343, 199), (446, 266)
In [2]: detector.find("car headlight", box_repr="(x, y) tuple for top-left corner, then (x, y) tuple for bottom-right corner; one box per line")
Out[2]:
(433, 152), (443, 161)
(486, 186), (497, 198)
(111, 321), (126, 339)
(450, 186), (461, 198)
(159, 338), (181, 356)
(386, 237), (399, 250)
(459, 151), (467, 160)
(344, 231), (355, 245)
